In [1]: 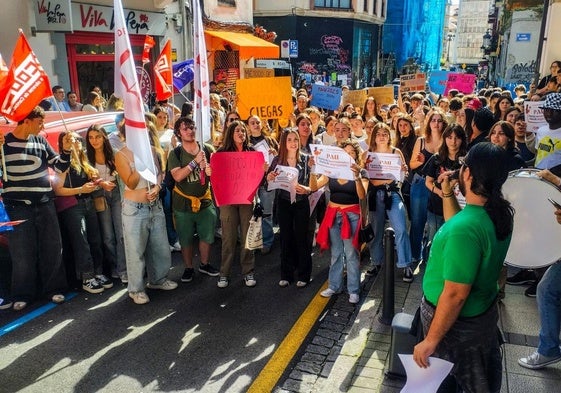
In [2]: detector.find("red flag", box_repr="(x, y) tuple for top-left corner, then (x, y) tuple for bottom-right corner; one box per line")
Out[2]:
(153, 40), (173, 101)
(141, 35), (155, 65)
(0, 31), (51, 122)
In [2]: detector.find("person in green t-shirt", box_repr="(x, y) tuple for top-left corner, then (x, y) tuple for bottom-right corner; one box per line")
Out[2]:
(413, 142), (514, 393)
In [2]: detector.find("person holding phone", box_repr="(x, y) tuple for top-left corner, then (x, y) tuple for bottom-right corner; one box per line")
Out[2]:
(519, 169), (561, 369)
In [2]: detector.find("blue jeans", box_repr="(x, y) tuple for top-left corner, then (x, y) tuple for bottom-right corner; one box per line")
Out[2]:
(5, 201), (67, 302)
(121, 199), (172, 293)
(97, 187), (126, 276)
(328, 211), (360, 295)
(369, 190), (412, 268)
(537, 261), (561, 357)
(258, 186), (275, 248)
(59, 198), (104, 280)
(409, 174), (429, 261)
(426, 211), (444, 245)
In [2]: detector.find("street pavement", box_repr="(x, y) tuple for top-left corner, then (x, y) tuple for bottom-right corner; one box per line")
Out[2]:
(276, 262), (561, 393)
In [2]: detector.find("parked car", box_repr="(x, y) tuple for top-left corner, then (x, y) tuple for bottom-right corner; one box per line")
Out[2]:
(0, 111), (121, 152)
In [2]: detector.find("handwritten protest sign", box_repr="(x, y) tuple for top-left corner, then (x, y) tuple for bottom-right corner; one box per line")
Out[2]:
(342, 89), (367, 111)
(244, 68), (274, 78)
(400, 73), (426, 93)
(444, 73), (476, 95)
(210, 152), (265, 206)
(524, 101), (547, 133)
(364, 152), (403, 181)
(310, 144), (355, 181)
(236, 76), (293, 120)
(311, 84), (342, 110)
(367, 86), (395, 106)
(428, 71), (449, 95)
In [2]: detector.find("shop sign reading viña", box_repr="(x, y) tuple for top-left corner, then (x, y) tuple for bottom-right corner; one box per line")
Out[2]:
(33, 0), (166, 36)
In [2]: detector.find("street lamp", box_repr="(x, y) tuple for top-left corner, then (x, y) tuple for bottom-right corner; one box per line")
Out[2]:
(446, 34), (455, 63)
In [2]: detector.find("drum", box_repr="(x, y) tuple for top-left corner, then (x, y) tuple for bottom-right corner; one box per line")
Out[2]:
(502, 169), (561, 268)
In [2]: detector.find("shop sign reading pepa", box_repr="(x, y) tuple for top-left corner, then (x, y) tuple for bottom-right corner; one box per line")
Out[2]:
(33, 1), (166, 36)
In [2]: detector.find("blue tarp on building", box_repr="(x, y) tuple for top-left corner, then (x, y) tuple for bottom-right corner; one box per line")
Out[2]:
(383, 0), (446, 72)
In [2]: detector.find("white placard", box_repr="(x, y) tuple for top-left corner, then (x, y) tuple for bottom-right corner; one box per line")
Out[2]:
(267, 165), (299, 203)
(309, 144), (355, 181)
(399, 354), (454, 393)
(364, 152), (403, 181)
(252, 139), (273, 165)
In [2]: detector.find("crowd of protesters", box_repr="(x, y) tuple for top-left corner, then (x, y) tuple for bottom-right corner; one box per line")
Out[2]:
(1, 67), (561, 385)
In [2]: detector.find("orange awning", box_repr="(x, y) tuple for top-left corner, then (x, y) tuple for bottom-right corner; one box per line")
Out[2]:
(205, 31), (279, 59)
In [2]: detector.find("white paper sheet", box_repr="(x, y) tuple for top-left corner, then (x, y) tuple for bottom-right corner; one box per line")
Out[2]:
(267, 165), (298, 203)
(399, 354), (454, 393)
(309, 144), (355, 181)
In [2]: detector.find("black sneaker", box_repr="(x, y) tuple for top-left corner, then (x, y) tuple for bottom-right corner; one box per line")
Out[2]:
(198, 263), (220, 277)
(403, 267), (414, 283)
(524, 281), (537, 298)
(506, 270), (536, 286)
(181, 268), (195, 283)
(83, 278), (104, 294)
(95, 274), (113, 289)
(366, 265), (380, 276)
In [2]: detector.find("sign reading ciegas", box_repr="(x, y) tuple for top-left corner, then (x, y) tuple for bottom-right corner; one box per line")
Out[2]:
(236, 76), (293, 120)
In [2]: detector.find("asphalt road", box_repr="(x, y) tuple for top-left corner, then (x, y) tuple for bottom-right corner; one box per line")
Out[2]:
(0, 240), (332, 393)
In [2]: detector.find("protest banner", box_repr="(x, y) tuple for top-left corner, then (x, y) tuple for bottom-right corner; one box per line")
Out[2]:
(444, 73), (476, 95)
(310, 144), (355, 181)
(428, 71), (449, 95)
(210, 152), (265, 206)
(310, 84), (342, 110)
(364, 152), (403, 181)
(524, 101), (547, 133)
(366, 86), (395, 106)
(244, 68), (274, 78)
(400, 73), (426, 93)
(236, 76), (293, 120)
(342, 89), (367, 111)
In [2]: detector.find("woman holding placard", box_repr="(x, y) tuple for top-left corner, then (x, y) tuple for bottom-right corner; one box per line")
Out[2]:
(215, 121), (259, 288)
(312, 139), (369, 304)
(267, 129), (312, 287)
(364, 123), (414, 282)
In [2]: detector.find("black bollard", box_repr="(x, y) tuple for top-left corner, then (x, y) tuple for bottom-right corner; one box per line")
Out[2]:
(379, 227), (395, 325)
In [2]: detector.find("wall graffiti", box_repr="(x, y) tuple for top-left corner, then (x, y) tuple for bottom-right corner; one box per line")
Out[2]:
(507, 60), (536, 84)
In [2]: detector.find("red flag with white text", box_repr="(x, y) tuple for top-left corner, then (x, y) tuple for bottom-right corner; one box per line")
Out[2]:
(113, 0), (157, 185)
(142, 35), (155, 65)
(0, 31), (51, 122)
(153, 40), (173, 101)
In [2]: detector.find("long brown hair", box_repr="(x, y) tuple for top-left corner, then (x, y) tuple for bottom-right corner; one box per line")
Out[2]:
(220, 120), (250, 152)
(423, 109), (448, 143)
(368, 122), (392, 152)
(277, 128), (301, 166)
(85, 124), (116, 175)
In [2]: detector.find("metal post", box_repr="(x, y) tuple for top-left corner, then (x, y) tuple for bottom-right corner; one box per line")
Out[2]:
(379, 227), (395, 325)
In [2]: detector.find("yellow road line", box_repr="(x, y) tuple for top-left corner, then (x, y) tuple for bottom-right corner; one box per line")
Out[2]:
(248, 281), (330, 392)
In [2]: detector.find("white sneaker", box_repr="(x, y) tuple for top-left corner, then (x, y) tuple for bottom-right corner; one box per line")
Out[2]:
(321, 288), (337, 298)
(349, 294), (360, 304)
(217, 276), (229, 288)
(279, 280), (289, 287)
(170, 242), (181, 252)
(296, 281), (308, 288)
(129, 291), (150, 305)
(244, 274), (257, 287)
(147, 279), (178, 290)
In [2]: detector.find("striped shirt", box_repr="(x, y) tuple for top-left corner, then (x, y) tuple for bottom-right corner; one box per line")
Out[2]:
(2, 133), (71, 204)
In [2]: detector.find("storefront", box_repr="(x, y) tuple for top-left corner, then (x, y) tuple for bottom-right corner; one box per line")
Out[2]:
(32, 1), (168, 101)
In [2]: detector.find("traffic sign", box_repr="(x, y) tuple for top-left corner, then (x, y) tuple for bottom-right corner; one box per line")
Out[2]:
(289, 40), (298, 58)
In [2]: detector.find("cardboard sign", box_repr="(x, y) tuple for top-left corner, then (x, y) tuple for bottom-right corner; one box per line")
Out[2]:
(342, 89), (367, 111)
(210, 152), (265, 206)
(236, 76), (293, 120)
(366, 86), (395, 106)
(428, 71), (450, 95)
(310, 84), (342, 110)
(400, 73), (426, 93)
(444, 73), (476, 95)
(244, 68), (274, 79)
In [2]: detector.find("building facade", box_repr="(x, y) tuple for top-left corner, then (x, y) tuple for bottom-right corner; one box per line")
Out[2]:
(253, 0), (386, 89)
